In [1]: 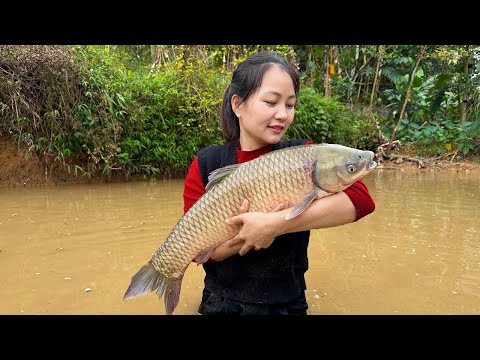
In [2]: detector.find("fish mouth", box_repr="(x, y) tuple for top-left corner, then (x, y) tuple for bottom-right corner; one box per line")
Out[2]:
(364, 151), (377, 172)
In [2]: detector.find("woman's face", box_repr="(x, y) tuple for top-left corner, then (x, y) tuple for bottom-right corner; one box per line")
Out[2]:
(234, 65), (296, 151)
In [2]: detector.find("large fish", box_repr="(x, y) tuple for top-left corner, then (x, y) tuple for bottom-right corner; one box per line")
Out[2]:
(123, 143), (377, 314)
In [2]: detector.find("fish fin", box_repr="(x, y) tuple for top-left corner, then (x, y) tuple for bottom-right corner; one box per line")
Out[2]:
(194, 248), (216, 265)
(157, 276), (183, 315)
(205, 164), (241, 191)
(285, 190), (319, 220)
(123, 260), (162, 300)
(124, 260), (184, 315)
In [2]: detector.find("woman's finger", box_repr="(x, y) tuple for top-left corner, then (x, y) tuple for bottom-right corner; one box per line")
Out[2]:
(239, 243), (253, 256)
(271, 203), (284, 212)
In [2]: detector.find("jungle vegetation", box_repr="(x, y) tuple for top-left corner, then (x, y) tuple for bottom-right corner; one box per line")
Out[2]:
(1, 45), (478, 179)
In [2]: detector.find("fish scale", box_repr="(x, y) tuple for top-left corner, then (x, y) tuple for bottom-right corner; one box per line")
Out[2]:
(123, 143), (376, 315)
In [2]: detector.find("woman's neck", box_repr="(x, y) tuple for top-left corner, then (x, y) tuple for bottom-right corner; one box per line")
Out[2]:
(238, 137), (270, 152)
(236, 142), (273, 163)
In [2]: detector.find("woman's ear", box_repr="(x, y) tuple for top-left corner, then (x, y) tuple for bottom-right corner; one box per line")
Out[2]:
(231, 94), (242, 118)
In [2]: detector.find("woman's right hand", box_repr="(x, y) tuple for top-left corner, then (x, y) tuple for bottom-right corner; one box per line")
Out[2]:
(211, 199), (285, 260)
(209, 199), (251, 261)
(223, 200), (285, 256)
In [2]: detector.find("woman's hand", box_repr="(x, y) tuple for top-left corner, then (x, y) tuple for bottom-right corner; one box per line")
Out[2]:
(224, 200), (285, 256)
(208, 199), (251, 261)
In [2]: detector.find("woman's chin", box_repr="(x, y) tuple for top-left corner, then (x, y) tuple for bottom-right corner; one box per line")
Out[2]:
(265, 132), (284, 143)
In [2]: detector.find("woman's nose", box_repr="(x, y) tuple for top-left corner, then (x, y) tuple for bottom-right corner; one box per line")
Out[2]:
(275, 107), (288, 121)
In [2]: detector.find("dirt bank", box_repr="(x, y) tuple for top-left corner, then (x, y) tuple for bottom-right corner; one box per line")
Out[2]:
(0, 136), (145, 188)
(1, 136), (479, 189)
(376, 155), (480, 173)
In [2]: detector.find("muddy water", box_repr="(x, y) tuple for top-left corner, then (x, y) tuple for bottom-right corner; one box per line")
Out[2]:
(0, 170), (479, 315)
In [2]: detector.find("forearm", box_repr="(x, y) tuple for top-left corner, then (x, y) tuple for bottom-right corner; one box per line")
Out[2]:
(273, 191), (356, 236)
(210, 191), (356, 261)
(210, 242), (243, 261)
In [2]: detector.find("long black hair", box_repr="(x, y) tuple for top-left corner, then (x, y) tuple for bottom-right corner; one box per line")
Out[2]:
(220, 52), (300, 143)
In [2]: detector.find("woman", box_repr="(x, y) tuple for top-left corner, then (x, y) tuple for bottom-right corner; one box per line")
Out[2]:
(183, 51), (375, 315)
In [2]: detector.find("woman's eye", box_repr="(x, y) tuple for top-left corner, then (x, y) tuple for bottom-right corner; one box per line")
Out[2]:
(266, 101), (276, 106)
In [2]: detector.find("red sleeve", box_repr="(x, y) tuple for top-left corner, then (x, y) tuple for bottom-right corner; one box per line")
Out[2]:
(183, 157), (217, 263)
(307, 139), (375, 222)
(183, 156), (206, 214)
(343, 179), (375, 221)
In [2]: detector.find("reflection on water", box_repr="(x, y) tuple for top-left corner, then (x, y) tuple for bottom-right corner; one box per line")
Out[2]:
(0, 170), (479, 314)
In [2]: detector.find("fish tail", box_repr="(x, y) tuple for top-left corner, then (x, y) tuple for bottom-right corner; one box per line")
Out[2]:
(123, 260), (183, 315)
(157, 275), (183, 315)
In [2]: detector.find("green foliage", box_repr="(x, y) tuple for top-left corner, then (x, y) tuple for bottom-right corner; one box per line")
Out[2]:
(287, 87), (380, 150)
(73, 46), (228, 177)
(381, 66), (406, 85)
(3, 45), (479, 182)
(0, 45), (87, 166)
(382, 118), (479, 156)
(0, 45), (229, 178)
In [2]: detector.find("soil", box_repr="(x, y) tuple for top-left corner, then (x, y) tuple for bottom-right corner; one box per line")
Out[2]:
(0, 136), (144, 188)
(1, 135), (479, 189)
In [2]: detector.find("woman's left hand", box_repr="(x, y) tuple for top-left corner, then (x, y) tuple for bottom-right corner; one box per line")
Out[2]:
(224, 200), (285, 256)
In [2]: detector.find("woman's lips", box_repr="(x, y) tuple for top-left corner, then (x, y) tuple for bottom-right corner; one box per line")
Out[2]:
(268, 125), (285, 134)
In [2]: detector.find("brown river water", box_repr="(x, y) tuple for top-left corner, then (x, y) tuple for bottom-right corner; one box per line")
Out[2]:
(0, 169), (479, 315)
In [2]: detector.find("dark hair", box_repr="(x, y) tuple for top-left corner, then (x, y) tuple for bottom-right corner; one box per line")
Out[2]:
(220, 52), (300, 143)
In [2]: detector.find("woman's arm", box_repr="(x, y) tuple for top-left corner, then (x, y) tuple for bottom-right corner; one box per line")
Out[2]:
(224, 190), (359, 256)
(183, 156), (206, 214)
(224, 177), (376, 256)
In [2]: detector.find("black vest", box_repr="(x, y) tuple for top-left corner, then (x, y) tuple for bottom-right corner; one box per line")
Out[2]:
(197, 139), (310, 304)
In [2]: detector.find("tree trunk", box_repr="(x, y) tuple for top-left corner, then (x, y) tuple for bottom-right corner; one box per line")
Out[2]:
(459, 45), (470, 122)
(324, 45), (331, 98)
(386, 45), (427, 157)
(356, 75), (363, 102)
(332, 45), (342, 76)
(150, 45), (156, 62)
(347, 45), (361, 104)
(224, 46), (236, 72)
(305, 45), (314, 85)
(369, 45), (384, 110)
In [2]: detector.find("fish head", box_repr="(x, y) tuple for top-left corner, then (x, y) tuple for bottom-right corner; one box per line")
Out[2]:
(313, 144), (377, 193)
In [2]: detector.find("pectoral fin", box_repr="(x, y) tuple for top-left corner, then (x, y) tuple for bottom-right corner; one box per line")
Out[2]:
(285, 190), (319, 220)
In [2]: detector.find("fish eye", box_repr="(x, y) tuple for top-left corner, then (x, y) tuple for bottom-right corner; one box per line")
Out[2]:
(347, 165), (356, 173)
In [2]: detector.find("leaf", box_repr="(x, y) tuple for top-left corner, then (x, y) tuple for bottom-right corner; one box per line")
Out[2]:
(416, 68), (424, 78)
(435, 73), (453, 87)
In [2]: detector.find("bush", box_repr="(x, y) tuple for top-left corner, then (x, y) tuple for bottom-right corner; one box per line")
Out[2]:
(1, 45), (230, 179)
(287, 87), (379, 150)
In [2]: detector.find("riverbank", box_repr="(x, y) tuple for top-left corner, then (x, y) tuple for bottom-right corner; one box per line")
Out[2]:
(0, 136), (145, 188)
(1, 135), (479, 189)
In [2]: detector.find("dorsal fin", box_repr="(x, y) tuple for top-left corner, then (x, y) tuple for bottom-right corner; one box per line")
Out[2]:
(205, 163), (241, 191)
